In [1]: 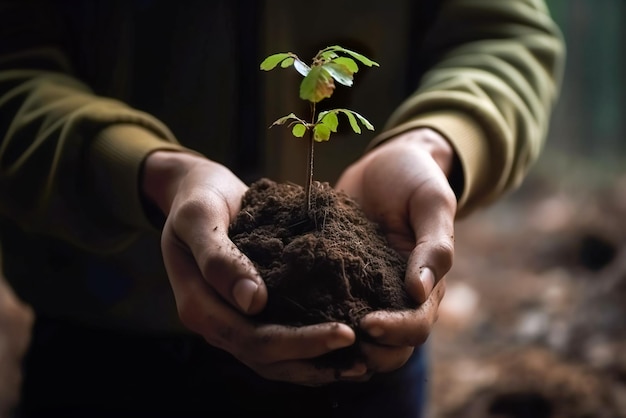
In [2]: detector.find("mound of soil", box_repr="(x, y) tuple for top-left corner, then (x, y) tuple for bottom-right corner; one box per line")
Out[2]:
(229, 178), (413, 368)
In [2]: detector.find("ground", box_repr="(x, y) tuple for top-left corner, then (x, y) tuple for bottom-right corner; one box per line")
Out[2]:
(429, 167), (626, 417)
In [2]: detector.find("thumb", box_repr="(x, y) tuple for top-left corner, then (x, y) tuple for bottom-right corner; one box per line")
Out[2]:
(405, 235), (453, 304)
(405, 186), (455, 304)
(163, 214), (267, 315)
(195, 224), (267, 315)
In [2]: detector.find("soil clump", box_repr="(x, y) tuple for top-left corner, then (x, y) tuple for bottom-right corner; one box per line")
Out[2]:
(229, 178), (413, 368)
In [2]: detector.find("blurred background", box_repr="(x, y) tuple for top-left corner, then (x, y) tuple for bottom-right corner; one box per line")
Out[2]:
(430, 1), (626, 417)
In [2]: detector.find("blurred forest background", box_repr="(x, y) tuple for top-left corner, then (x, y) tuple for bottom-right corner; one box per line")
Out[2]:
(538, 0), (625, 185)
(430, 1), (626, 417)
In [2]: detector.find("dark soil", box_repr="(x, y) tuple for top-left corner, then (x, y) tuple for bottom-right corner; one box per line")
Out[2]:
(229, 178), (414, 368)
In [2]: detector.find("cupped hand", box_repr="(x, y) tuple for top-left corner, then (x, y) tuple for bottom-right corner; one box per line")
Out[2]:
(0, 276), (34, 418)
(142, 151), (363, 385)
(335, 128), (457, 373)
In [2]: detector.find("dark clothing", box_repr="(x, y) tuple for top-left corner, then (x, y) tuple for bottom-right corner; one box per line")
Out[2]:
(20, 316), (428, 418)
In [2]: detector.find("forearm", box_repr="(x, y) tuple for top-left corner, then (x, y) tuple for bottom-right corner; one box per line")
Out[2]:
(0, 50), (184, 252)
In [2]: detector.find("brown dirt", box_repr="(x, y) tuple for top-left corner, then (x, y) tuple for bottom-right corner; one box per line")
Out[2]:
(229, 178), (413, 368)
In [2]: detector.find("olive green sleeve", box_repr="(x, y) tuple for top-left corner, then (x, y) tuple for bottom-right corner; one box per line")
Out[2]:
(0, 47), (188, 253)
(368, 0), (565, 217)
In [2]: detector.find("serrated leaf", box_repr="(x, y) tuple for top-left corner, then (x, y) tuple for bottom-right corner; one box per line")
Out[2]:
(300, 66), (335, 103)
(292, 123), (307, 137)
(332, 57), (359, 73)
(319, 111), (339, 132)
(293, 59), (310, 76)
(260, 53), (291, 71)
(280, 57), (294, 68)
(313, 124), (331, 142)
(323, 62), (354, 87)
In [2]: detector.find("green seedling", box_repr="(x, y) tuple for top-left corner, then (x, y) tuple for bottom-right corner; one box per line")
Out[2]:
(260, 45), (379, 213)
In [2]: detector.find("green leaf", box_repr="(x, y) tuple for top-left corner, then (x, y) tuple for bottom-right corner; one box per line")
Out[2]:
(300, 66), (335, 103)
(313, 124), (332, 142)
(318, 111), (339, 132)
(323, 62), (354, 87)
(280, 57), (294, 68)
(324, 45), (380, 67)
(260, 53), (291, 71)
(319, 51), (338, 61)
(342, 110), (361, 134)
(329, 109), (376, 134)
(351, 110), (375, 130)
(332, 57), (359, 73)
(292, 123), (307, 137)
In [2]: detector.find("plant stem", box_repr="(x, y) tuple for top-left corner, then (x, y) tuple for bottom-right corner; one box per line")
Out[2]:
(304, 102), (316, 214)
(304, 131), (313, 213)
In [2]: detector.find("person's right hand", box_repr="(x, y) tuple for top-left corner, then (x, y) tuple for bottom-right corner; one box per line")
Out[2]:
(142, 151), (364, 385)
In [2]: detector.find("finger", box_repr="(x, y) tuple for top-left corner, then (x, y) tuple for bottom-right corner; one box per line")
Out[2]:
(406, 168), (456, 303)
(166, 200), (267, 315)
(360, 342), (414, 373)
(163, 240), (357, 363)
(360, 279), (446, 346)
(249, 322), (356, 364)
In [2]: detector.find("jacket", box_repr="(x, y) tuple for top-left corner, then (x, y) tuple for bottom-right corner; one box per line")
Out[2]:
(0, 0), (565, 331)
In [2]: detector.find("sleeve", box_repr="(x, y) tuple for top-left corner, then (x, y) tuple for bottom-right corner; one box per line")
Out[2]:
(367, 0), (565, 217)
(0, 1), (188, 253)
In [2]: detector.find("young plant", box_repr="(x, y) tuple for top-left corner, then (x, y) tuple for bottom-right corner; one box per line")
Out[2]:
(260, 45), (379, 213)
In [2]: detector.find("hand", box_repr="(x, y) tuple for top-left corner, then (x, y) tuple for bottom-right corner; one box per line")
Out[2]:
(0, 277), (34, 417)
(335, 128), (457, 373)
(142, 151), (363, 385)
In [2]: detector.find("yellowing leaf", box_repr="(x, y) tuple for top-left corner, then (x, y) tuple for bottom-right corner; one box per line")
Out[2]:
(270, 112), (305, 128)
(313, 124), (331, 142)
(299, 66), (335, 103)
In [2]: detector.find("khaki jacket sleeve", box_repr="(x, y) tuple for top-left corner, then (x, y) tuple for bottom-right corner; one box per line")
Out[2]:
(368, 0), (565, 217)
(0, 3), (187, 253)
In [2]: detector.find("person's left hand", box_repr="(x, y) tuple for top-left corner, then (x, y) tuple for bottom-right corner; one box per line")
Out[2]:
(335, 127), (457, 375)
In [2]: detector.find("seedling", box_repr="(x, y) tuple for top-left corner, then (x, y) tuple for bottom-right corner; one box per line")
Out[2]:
(260, 45), (379, 213)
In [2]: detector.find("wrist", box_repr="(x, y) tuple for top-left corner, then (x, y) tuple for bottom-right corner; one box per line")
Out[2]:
(140, 150), (205, 219)
(387, 128), (463, 200)
(390, 128), (456, 176)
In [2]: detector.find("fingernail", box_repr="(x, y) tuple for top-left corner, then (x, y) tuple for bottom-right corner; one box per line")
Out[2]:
(367, 326), (384, 338)
(233, 278), (258, 312)
(419, 267), (435, 299)
(340, 363), (367, 378)
(327, 333), (354, 350)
